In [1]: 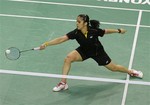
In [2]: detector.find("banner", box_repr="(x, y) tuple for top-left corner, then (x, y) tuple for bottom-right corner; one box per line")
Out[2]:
(97, 0), (150, 5)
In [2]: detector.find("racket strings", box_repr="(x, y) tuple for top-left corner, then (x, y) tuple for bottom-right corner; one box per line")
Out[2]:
(5, 47), (20, 60)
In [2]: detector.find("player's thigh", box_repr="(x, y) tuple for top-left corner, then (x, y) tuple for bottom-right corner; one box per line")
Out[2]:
(67, 50), (83, 62)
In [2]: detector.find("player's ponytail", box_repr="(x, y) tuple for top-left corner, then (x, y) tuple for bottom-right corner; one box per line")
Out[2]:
(90, 20), (100, 29)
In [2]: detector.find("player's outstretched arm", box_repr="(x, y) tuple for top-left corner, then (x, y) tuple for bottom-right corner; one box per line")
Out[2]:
(40, 35), (69, 50)
(104, 28), (127, 34)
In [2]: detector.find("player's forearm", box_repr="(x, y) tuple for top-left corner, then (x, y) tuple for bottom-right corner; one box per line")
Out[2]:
(43, 36), (68, 47)
(105, 29), (120, 34)
(45, 38), (63, 46)
(105, 29), (126, 34)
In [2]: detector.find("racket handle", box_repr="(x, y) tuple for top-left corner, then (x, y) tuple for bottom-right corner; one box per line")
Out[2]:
(33, 47), (40, 50)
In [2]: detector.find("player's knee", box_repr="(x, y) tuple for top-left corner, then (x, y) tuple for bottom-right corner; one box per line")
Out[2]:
(64, 55), (75, 63)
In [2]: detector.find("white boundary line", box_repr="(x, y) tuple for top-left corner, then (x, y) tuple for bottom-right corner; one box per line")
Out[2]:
(9, 0), (150, 12)
(0, 13), (150, 28)
(0, 14), (75, 22)
(0, 13), (132, 26)
(121, 10), (143, 105)
(0, 69), (150, 86)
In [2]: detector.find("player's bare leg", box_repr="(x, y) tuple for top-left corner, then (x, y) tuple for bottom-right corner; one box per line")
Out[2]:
(53, 50), (82, 92)
(105, 61), (143, 78)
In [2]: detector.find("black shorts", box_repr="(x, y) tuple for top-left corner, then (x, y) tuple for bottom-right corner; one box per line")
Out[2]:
(76, 47), (111, 66)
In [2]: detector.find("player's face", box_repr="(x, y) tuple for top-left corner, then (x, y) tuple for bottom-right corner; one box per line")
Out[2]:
(76, 16), (87, 30)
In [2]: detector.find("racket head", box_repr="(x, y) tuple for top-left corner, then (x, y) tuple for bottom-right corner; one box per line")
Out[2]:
(5, 47), (21, 60)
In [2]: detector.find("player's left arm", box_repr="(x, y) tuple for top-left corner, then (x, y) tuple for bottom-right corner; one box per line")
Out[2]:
(104, 28), (127, 34)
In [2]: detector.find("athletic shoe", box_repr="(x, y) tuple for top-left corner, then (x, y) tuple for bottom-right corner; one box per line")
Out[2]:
(130, 70), (143, 78)
(53, 82), (68, 92)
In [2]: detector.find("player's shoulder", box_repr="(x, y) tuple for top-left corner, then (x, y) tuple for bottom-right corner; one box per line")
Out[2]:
(89, 27), (105, 37)
(71, 28), (79, 33)
(67, 28), (78, 34)
(89, 27), (100, 33)
(89, 27), (104, 32)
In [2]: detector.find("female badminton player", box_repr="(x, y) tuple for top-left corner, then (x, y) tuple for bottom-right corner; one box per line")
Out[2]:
(40, 14), (143, 92)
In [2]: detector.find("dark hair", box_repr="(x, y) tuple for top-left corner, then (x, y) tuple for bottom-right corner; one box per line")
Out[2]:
(90, 20), (100, 29)
(78, 14), (100, 29)
(78, 14), (89, 23)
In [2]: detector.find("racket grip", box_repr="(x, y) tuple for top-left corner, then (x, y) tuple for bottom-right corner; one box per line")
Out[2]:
(33, 47), (40, 50)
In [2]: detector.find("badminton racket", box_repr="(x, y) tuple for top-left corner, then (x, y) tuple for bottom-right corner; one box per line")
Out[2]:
(5, 47), (40, 60)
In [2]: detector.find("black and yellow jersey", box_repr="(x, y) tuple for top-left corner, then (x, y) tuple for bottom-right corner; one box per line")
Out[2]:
(66, 27), (105, 51)
(66, 27), (111, 66)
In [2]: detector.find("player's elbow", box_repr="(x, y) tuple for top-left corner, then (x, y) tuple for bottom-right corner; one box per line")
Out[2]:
(57, 35), (69, 44)
(60, 35), (69, 42)
(104, 29), (109, 34)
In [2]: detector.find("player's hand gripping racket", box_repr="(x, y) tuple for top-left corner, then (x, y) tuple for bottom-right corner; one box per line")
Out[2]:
(5, 47), (40, 60)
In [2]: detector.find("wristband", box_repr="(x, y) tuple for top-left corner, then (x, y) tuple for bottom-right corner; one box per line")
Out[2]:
(43, 42), (49, 47)
(118, 29), (121, 33)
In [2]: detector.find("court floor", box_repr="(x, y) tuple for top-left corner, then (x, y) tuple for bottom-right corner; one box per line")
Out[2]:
(0, 0), (150, 105)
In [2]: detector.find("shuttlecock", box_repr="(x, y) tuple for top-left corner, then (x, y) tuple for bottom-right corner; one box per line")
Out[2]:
(6, 50), (10, 54)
